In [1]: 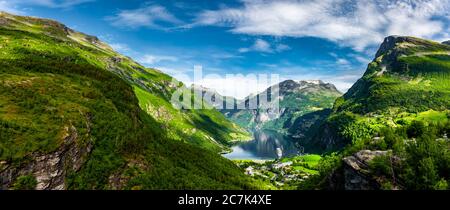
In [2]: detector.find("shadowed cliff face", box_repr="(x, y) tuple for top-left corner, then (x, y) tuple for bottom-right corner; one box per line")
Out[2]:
(1, 126), (92, 190)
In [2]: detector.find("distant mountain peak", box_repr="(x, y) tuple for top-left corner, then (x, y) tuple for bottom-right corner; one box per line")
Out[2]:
(376, 36), (418, 58)
(443, 40), (450, 46)
(273, 79), (340, 97)
(303, 80), (324, 85)
(191, 83), (210, 90)
(279, 79), (325, 86)
(375, 35), (449, 59)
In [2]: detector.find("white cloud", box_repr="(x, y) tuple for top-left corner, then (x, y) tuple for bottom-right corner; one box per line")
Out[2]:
(10, 0), (93, 9)
(283, 71), (362, 93)
(193, 75), (278, 99)
(139, 54), (178, 65)
(191, 70), (362, 98)
(336, 58), (350, 65)
(0, 0), (93, 14)
(196, 0), (450, 51)
(0, 1), (23, 14)
(210, 52), (244, 59)
(106, 4), (182, 29)
(28, 0), (94, 8)
(329, 52), (355, 66)
(275, 44), (291, 52)
(324, 74), (362, 92)
(349, 53), (372, 64)
(252, 39), (271, 52)
(239, 38), (291, 53)
(109, 43), (130, 53)
(156, 66), (192, 76)
(239, 38), (271, 53)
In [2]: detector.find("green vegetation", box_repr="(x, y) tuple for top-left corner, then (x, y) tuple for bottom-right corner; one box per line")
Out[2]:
(224, 80), (341, 138)
(12, 175), (37, 190)
(285, 155), (321, 175)
(134, 85), (250, 152)
(312, 37), (450, 151)
(0, 12), (258, 189)
(1, 13), (448, 190)
(349, 121), (450, 190)
(233, 154), (322, 190)
(263, 89), (340, 132)
(375, 122), (449, 190)
(306, 36), (450, 190)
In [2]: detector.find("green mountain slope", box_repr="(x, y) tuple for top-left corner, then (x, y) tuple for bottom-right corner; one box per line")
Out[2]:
(312, 36), (450, 152)
(219, 80), (341, 135)
(306, 36), (450, 190)
(1, 12), (249, 153)
(0, 12), (258, 189)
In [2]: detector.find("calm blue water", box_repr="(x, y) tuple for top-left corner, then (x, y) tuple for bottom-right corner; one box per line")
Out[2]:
(223, 130), (300, 160)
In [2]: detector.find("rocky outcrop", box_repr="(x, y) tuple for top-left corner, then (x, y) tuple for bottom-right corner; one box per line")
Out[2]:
(327, 150), (393, 190)
(0, 13), (11, 26)
(0, 126), (93, 190)
(375, 36), (409, 58)
(341, 150), (388, 190)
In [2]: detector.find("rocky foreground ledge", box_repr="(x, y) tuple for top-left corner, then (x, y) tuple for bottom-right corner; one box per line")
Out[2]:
(329, 150), (402, 190)
(343, 150), (388, 190)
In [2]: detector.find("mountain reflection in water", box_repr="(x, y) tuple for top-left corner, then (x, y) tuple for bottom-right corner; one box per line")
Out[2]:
(223, 130), (300, 160)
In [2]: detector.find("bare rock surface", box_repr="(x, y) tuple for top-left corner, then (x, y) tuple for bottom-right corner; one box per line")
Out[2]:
(341, 150), (389, 190)
(0, 126), (92, 190)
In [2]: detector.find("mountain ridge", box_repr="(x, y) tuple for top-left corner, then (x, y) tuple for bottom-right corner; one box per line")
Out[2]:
(311, 36), (450, 190)
(312, 35), (450, 152)
(0, 12), (259, 190)
(200, 79), (343, 136)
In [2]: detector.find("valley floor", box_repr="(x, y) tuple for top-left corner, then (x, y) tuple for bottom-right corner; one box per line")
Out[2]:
(232, 155), (321, 190)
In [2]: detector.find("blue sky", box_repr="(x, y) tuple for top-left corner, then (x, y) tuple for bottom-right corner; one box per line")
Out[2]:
(1, 0), (450, 98)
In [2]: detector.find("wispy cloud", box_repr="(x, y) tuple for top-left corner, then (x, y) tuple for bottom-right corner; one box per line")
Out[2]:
(239, 38), (291, 53)
(348, 53), (372, 65)
(109, 43), (131, 53)
(329, 52), (354, 67)
(195, 0), (450, 51)
(0, 0), (94, 14)
(26, 0), (94, 8)
(275, 44), (291, 52)
(0, 1), (23, 14)
(106, 4), (182, 29)
(11, 0), (93, 8)
(138, 54), (178, 65)
(336, 58), (350, 65)
(193, 74), (277, 99)
(239, 39), (271, 53)
(188, 67), (362, 98)
(210, 52), (244, 59)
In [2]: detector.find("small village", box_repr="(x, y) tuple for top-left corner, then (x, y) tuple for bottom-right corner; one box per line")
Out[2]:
(234, 155), (321, 189)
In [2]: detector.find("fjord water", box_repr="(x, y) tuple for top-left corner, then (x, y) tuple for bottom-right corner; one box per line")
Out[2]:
(223, 130), (300, 160)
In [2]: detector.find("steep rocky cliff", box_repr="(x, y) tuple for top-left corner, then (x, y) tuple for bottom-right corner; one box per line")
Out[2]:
(311, 36), (450, 152)
(1, 126), (92, 189)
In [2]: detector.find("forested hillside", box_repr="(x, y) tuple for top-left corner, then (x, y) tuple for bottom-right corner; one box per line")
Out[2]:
(307, 36), (450, 190)
(0, 12), (259, 190)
